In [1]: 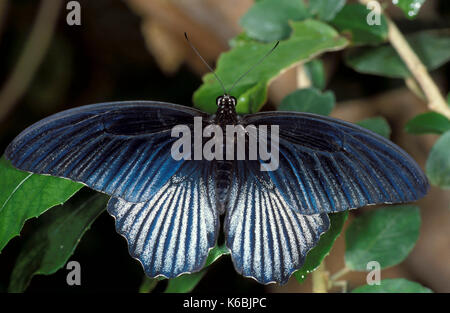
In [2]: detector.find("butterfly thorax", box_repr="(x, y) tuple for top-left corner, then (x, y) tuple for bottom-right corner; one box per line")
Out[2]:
(211, 95), (238, 212)
(214, 95), (238, 126)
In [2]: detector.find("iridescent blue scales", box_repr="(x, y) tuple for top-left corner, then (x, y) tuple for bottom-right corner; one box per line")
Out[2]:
(5, 101), (428, 284)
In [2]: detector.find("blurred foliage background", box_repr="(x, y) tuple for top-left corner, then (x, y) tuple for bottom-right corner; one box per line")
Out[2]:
(0, 0), (449, 292)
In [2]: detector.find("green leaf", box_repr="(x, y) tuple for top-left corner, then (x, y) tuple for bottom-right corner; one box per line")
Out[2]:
(294, 212), (348, 283)
(352, 278), (432, 293)
(357, 116), (391, 138)
(330, 3), (388, 45)
(8, 193), (108, 292)
(164, 271), (206, 293)
(304, 59), (326, 90)
(204, 244), (230, 267)
(194, 20), (348, 114)
(405, 112), (450, 135)
(345, 205), (420, 271)
(426, 130), (450, 189)
(0, 157), (83, 252)
(229, 32), (256, 48)
(393, 0), (426, 19)
(139, 277), (160, 293)
(162, 244), (229, 293)
(279, 88), (335, 116)
(240, 0), (310, 42)
(345, 29), (450, 78)
(309, 0), (346, 21)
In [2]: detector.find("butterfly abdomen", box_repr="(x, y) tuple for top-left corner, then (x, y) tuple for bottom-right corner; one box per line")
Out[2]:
(215, 160), (233, 213)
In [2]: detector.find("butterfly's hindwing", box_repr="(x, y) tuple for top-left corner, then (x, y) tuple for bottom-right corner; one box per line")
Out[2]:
(108, 160), (219, 278)
(225, 160), (330, 284)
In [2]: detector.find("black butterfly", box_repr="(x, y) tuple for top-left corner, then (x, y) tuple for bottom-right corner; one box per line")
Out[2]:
(4, 38), (428, 285)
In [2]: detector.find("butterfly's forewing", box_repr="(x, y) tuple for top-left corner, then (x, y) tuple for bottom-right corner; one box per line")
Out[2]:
(5, 101), (220, 278)
(5, 101), (208, 203)
(225, 160), (330, 284)
(108, 160), (219, 278)
(240, 112), (429, 214)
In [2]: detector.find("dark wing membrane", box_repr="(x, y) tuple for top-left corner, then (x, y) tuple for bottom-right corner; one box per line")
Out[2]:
(225, 160), (330, 284)
(241, 112), (429, 215)
(108, 160), (219, 278)
(5, 101), (208, 203)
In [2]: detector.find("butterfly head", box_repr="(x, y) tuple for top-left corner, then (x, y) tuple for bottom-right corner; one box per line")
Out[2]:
(215, 94), (238, 125)
(216, 94), (236, 109)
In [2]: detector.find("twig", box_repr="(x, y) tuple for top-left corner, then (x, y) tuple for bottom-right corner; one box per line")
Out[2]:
(359, 0), (450, 119)
(0, 0), (63, 122)
(329, 266), (351, 282)
(328, 267), (351, 292)
(330, 280), (348, 293)
(405, 77), (425, 101)
(296, 64), (312, 89)
(312, 263), (329, 293)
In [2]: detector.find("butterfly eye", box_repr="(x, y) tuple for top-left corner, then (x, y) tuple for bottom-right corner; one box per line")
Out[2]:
(216, 96), (223, 107)
(230, 96), (237, 106)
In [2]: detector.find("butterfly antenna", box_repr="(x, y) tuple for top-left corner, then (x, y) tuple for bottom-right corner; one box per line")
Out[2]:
(184, 32), (228, 95)
(228, 41), (279, 94)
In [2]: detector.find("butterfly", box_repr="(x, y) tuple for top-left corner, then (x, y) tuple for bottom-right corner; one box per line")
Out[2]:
(4, 38), (429, 285)
(4, 96), (429, 284)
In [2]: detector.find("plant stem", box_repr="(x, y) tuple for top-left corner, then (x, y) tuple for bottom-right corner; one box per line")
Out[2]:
(331, 280), (348, 293)
(330, 266), (351, 282)
(296, 64), (311, 89)
(405, 77), (425, 101)
(0, 0), (62, 123)
(312, 263), (329, 293)
(359, 0), (450, 119)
